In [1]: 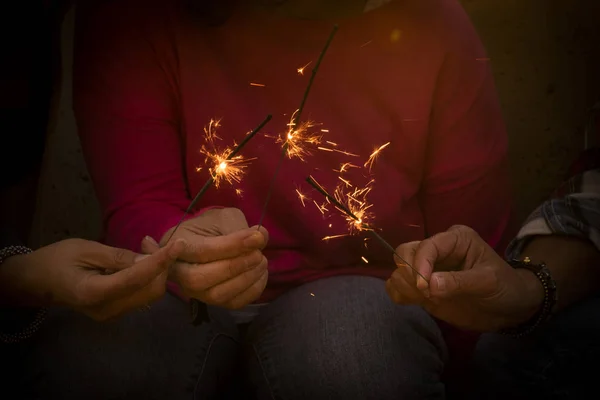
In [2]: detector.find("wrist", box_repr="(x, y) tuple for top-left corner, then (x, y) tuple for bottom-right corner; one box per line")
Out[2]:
(0, 252), (46, 308)
(512, 268), (545, 325)
(499, 258), (557, 337)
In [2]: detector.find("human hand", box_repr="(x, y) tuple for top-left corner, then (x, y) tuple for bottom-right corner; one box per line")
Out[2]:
(385, 225), (545, 332)
(159, 208), (269, 309)
(0, 238), (186, 321)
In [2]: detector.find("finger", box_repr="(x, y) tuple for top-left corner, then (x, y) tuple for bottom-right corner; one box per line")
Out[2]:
(412, 226), (483, 280)
(140, 236), (160, 255)
(199, 255), (268, 306)
(87, 243), (141, 271)
(85, 239), (186, 303)
(180, 229), (267, 264)
(385, 279), (405, 304)
(394, 241), (419, 282)
(87, 271), (168, 321)
(221, 268), (269, 310)
(429, 268), (495, 299)
(217, 207), (250, 234)
(249, 225), (269, 249)
(173, 250), (264, 291)
(389, 268), (428, 304)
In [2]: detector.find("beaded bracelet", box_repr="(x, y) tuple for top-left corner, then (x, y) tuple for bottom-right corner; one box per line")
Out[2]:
(499, 257), (558, 338)
(0, 245), (48, 344)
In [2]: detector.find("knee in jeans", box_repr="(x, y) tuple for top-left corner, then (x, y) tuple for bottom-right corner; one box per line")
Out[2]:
(248, 310), (445, 398)
(250, 344), (444, 399)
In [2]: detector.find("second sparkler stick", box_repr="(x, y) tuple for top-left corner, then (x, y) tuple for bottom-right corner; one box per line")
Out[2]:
(257, 24), (339, 229)
(305, 175), (429, 283)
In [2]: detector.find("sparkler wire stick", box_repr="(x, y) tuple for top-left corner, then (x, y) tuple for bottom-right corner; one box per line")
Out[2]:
(165, 114), (272, 244)
(257, 24), (339, 229)
(305, 175), (428, 282)
(163, 114), (271, 327)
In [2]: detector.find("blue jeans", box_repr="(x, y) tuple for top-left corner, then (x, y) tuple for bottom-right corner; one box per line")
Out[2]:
(7, 276), (448, 399)
(471, 293), (600, 399)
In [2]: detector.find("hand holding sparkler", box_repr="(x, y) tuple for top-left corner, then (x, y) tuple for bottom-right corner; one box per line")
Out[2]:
(386, 225), (551, 332)
(158, 208), (269, 310)
(305, 175), (429, 283)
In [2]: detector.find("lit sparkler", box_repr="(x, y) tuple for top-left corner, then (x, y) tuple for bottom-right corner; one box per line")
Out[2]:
(305, 175), (428, 282)
(257, 25), (339, 228)
(278, 112), (322, 161)
(165, 114), (272, 244)
(198, 119), (255, 188)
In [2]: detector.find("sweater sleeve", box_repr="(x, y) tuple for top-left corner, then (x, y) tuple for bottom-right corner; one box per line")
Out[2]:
(420, 5), (512, 250)
(73, 1), (195, 251)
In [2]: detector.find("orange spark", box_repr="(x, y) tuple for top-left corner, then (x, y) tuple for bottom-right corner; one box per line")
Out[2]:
(317, 146), (360, 157)
(322, 234), (349, 241)
(198, 119), (254, 192)
(361, 256), (369, 263)
(364, 142), (390, 171)
(313, 200), (328, 215)
(250, 82), (266, 87)
(296, 188), (308, 207)
(338, 176), (352, 187)
(317, 139), (359, 157)
(319, 179), (375, 241)
(276, 110), (322, 161)
(336, 162), (360, 173)
(297, 61), (312, 76)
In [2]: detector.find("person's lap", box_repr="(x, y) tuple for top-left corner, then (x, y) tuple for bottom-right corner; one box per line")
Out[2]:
(471, 292), (600, 399)
(244, 275), (448, 399)
(4, 293), (240, 400)
(6, 275), (449, 400)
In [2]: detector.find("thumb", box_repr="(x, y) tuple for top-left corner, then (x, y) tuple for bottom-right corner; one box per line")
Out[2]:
(140, 236), (161, 256)
(88, 239), (187, 302)
(429, 268), (491, 299)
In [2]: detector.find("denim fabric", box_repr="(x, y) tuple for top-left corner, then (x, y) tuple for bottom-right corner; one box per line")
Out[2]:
(3, 294), (239, 400)
(5, 276), (449, 399)
(244, 275), (448, 399)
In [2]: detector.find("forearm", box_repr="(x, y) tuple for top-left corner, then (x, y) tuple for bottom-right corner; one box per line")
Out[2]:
(520, 235), (600, 313)
(0, 253), (44, 308)
(506, 168), (600, 313)
(0, 247), (47, 344)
